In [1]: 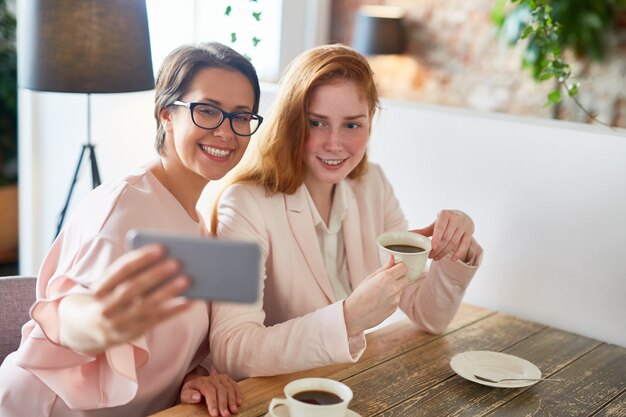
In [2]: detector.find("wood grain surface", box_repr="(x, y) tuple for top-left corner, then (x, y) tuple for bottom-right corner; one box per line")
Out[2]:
(150, 304), (626, 417)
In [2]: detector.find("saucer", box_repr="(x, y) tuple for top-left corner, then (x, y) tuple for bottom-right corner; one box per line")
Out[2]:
(450, 350), (542, 388)
(264, 404), (361, 417)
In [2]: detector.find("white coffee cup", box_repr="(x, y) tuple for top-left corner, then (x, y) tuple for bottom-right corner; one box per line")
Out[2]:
(377, 231), (432, 281)
(268, 378), (353, 417)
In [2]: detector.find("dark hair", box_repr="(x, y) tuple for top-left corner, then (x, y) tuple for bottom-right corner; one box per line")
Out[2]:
(153, 42), (261, 154)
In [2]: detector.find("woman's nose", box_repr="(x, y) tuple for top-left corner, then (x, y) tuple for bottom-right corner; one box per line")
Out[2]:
(324, 130), (343, 151)
(212, 118), (235, 140)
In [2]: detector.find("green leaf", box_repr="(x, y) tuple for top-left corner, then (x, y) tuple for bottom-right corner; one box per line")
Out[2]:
(547, 89), (562, 104)
(231, 32), (237, 43)
(225, 5), (232, 16)
(538, 71), (553, 81)
(491, 0), (507, 26)
(252, 37), (261, 47)
(567, 82), (580, 97)
(252, 11), (262, 21)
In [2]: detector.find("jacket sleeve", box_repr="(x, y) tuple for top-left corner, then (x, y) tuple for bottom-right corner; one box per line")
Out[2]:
(399, 254), (481, 334)
(373, 163), (483, 334)
(211, 185), (365, 380)
(14, 237), (150, 410)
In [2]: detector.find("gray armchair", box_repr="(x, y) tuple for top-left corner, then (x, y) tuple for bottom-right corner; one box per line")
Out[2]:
(0, 275), (36, 364)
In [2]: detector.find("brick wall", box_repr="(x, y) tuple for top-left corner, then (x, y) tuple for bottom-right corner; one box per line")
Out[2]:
(331, 0), (626, 127)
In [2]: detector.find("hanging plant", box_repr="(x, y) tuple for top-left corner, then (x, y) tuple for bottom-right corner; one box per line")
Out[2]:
(225, 1), (262, 61)
(492, 0), (626, 124)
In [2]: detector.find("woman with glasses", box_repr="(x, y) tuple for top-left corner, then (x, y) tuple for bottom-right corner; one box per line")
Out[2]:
(209, 44), (483, 379)
(0, 42), (261, 417)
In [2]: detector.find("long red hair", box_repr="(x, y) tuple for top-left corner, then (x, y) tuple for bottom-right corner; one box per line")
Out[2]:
(211, 44), (380, 233)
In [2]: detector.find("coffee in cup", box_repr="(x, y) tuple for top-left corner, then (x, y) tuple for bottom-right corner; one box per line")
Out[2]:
(377, 231), (432, 281)
(268, 377), (353, 417)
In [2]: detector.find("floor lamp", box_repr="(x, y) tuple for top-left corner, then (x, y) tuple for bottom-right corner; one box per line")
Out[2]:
(19, 0), (155, 238)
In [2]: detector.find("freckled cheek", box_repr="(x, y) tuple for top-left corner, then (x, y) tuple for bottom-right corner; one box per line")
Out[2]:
(348, 136), (369, 155)
(303, 135), (320, 156)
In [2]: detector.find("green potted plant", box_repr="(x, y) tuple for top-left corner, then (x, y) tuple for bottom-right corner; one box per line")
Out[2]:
(492, 0), (626, 124)
(0, 0), (18, 263)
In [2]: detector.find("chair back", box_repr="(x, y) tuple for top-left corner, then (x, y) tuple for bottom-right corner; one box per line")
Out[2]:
(0, 275), (36, 364)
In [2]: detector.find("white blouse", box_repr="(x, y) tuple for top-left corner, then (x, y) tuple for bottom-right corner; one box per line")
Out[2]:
(304, 181), (352, 301)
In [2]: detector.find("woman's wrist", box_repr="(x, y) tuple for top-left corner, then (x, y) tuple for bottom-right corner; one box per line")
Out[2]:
(58, 293), (110, 354)
(183, 365), (210, 385)
(342, 298), (361, 338)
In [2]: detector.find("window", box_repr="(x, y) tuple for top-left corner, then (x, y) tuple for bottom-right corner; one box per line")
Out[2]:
(147, 0), (330, 82)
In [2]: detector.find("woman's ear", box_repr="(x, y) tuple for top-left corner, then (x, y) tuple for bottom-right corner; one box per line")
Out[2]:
(160, 107), (173, 133)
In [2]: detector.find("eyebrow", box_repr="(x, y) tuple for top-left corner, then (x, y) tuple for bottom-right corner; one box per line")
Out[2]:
(202, 98), (253, 112)
(308, 112), (367, 120)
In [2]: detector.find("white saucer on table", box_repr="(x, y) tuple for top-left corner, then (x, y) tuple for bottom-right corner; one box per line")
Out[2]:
(264, 404), (362, 417)
(450, 350), (542, 388)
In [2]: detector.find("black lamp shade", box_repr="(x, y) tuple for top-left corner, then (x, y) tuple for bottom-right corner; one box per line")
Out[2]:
(20, 0), (154, 93)
(352, 5), (406, 56)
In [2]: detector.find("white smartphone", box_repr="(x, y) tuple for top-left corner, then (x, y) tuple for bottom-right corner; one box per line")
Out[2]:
(127, 229), (260, 303)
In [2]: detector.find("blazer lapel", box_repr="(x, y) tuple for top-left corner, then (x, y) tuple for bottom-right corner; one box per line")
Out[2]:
(285, 187), (335, 302)
(342, 185), (369, 290)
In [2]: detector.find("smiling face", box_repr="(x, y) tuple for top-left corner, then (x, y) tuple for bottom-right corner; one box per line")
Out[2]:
(303, 79), (371, 195)
(160, 67), (255, 183)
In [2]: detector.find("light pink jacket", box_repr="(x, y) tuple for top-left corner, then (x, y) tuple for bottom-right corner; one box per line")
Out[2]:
(212, 163), (480, 380)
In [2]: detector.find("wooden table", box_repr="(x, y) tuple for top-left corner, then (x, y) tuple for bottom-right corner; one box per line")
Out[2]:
(152, 304), (626, 417)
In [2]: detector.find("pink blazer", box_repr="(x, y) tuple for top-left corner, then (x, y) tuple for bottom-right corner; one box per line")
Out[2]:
(211, 164), (479, 380)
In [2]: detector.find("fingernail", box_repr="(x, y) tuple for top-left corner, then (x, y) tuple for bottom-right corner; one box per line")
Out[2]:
(175, 276), (189, 288)
(222, 409), (230, 416)
(166, 259), (179, 272)
(210, 408), (218, 416)
(191, 393), (201, 402)
(148, 243), (164, 255)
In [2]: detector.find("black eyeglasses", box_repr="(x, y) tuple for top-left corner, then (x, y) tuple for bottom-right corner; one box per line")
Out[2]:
(171, 101), (263, 136)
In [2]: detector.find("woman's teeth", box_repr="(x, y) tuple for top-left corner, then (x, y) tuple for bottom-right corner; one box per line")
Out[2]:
(202, 145), (230, 158)
(321, 158), (343, 166)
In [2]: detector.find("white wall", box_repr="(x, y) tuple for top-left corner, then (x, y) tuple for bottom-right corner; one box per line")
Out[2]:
(17, 90), (157, 272)
(368, 101), (626, 347)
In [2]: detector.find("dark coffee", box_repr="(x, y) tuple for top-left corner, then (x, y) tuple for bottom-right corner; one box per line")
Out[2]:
(384, 244), (425, 253)
(292, 390), (343, 405)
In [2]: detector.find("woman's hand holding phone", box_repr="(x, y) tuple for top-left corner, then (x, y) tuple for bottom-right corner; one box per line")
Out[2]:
(58, 244), (192, 354)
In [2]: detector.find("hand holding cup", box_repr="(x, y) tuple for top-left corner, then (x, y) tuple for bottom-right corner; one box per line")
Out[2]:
(377, 231), (432, 281)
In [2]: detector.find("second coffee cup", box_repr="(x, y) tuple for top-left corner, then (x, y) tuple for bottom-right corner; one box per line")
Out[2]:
(268, 377), (353, 417)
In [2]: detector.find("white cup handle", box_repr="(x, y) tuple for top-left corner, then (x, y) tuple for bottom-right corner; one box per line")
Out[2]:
(268, 397), (288, 417)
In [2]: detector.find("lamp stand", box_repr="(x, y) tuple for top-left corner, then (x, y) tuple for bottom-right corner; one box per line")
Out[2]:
(55, 94), (101, 238)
